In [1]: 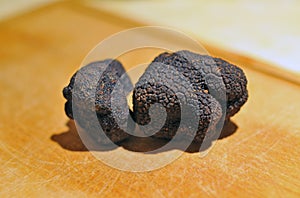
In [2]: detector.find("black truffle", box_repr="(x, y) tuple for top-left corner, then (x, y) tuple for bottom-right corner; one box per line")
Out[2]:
(213, 57), (248, 118)
(133, 56), (223, 143)
(176, 50), (248, 118)
(133, 50), (248, 142)
(63, 59), (133, 144)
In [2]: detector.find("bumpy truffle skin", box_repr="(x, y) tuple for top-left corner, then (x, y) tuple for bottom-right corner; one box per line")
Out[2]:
(133, 50), (248, 142)
(133, 58), (223, 143)
(153, 50), (248, 119)
(213, 57), (248, 118)
(63, 59), (132, 144)
(63, 51), (248, 144)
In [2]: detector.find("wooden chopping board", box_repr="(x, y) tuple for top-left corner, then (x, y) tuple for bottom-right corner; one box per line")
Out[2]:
(0, 1), (299, 197)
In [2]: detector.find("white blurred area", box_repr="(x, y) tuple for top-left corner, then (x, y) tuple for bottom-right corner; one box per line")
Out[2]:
(1, 0), (299, 73)
(87, 0), (300, 73)
(0, 0), (55, 20)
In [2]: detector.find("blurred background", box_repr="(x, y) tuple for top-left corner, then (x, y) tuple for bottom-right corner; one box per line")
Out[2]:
(0, 0), (299, 73)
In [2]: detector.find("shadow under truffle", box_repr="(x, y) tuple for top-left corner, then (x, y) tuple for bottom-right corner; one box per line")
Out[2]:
(51, 119), (237, 153)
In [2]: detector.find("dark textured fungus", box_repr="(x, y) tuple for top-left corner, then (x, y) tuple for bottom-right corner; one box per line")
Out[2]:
(63, 51), (248, 145)
(177, 51), (248, 120)
(133, 50), (248, 142)
(63, 59), (133, 144)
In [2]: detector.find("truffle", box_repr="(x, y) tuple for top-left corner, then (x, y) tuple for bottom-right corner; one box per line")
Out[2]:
(133, 55), (223, 143)
(63, 59), (133, 144)
(212, 57), (248, 118)
(133, 50), (248, 142)
(177, 50), (248, 120)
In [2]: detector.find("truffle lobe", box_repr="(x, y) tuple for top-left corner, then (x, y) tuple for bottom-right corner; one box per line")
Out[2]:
(63, 59), (133, 144)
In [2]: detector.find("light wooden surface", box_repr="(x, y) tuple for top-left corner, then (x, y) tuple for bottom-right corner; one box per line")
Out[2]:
(0, 1), (299, 197)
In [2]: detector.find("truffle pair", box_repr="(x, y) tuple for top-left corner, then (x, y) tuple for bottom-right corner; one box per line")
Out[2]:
(63, 50), (248, 145)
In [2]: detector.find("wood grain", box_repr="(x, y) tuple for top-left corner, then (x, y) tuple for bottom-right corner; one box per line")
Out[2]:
(0, 1), (299, 197)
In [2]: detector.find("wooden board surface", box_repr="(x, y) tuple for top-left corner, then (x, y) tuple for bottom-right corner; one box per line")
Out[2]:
(0, 1), (299, 197)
